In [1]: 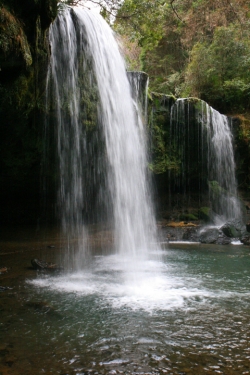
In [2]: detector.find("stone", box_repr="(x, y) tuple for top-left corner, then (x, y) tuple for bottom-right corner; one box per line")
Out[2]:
(182, 227), (199, 242)
(220, 220), (245, 238)
(199, 228), (220, 244)
(241, 235), (250, 245)
(246, 222), (250, 232)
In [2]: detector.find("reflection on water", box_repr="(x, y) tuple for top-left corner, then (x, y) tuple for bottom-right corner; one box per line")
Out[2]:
(1, 239), (250, 374)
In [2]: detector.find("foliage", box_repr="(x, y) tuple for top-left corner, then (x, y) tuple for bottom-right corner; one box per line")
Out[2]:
(184, 25), (250, 110)
(235, 114), (250, 190)
(198, 207), (211, 222)
(0, 6), (32, 66)
(148, 94), (181, 174)
(114, 0), (250, 109)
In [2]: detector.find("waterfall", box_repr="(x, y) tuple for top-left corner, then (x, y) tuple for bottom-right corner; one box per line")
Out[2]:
(127, 71), (149, 125)
(46, 6), (157, 267)
(169, 98), (242, 223)
(206, 104), (242, 223)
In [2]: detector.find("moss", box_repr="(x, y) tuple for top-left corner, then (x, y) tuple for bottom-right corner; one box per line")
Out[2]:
(148, 92), (180, 174)
(208, 180), (224, 196)
(179, 213), (199, 221)
(238, 114), (250, 143)
(150, 92), (176, 110)
(185, 97), (201, 104)
(198, 207), (211, 222)
(0, 6), (32, 67)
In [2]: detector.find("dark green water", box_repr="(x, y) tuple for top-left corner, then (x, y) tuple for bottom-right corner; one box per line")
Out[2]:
(1, 243), (250, 375)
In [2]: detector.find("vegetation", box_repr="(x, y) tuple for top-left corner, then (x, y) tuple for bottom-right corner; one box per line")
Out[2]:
(51, 0), (250, 114)
(113, 0), (250, 111)
(113, 0), (250, 191)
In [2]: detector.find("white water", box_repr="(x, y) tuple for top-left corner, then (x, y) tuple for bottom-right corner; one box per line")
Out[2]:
(204, 103), (242, 223)
(47, 7), (157, 267)
(74, 8), (157, 258)
(209, 106), (242, 222)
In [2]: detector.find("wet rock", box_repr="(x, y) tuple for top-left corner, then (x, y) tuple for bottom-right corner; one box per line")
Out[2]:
(4, 354), (17, 367)
(220, 219), (245, 238)
(31, 258), (63, 271)
(199, 228), (220, 244)
(0, 286), (12, 292)
(241, 234), (250, 245)
(199, 226), (232, 245)
(216, 233), (232, 245)
(182, 227), (199, 242)
(246, 222), (250, 232)
(26, 300), (62, 318)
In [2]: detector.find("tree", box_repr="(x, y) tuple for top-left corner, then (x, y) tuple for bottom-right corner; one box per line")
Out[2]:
(184, 25), (250, 111)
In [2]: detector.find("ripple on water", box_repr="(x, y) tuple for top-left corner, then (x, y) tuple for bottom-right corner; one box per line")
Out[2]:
(2, 247), (248, 375)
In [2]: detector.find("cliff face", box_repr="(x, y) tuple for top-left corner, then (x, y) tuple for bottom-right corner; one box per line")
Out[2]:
(0, 0), (57, 224)
(0, 0), (57, 68)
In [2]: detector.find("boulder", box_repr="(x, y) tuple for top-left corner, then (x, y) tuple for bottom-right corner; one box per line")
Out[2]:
(241, 234), (250, 245)
(182, 227), (199, 242)
(220, 220), (245, 238)
(199, 227), (231, 244)
(246, 222), (250, 232)
(199, 228), (220, 244)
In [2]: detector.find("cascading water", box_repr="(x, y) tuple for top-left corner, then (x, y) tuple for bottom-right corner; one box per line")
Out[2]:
(127, 71), (149, 125)
(169, 98), (242, 223)
(207, 106), (242, 223)
(46, 6), (157, 267)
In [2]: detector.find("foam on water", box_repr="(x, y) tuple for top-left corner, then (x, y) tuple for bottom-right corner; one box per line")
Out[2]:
(27, 252), (249, 313)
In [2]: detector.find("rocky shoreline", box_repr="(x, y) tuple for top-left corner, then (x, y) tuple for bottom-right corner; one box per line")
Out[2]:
(158, 219), (250, 245)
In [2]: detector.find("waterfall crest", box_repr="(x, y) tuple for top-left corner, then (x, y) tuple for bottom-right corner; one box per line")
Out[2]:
(46, 7), (157, 267)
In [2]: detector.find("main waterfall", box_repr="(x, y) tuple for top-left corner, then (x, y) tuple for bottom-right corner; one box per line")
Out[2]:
(46, 6), (157, 268)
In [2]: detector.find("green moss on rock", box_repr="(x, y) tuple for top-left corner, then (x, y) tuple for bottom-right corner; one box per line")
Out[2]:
(198, 207), (211, 222)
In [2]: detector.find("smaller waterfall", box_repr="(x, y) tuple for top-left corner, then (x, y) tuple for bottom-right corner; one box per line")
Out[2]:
(127, 71), (149, 123)
(168, 98), (242, 223)
(206, 105), (242, 223)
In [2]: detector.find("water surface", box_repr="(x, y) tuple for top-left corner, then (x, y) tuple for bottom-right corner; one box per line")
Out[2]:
(1, 238), (250, 375)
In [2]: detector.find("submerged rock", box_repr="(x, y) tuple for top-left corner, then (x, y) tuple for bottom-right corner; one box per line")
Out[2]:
(26, 300), (62, 317)
(31, 258), (63, 271)
(0, 286), (12, 292)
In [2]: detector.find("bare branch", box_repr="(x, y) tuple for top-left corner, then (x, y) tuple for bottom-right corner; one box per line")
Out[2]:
(170, 0), (185, 24)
